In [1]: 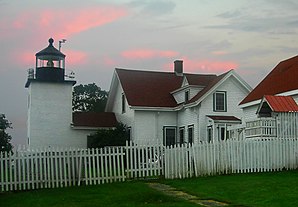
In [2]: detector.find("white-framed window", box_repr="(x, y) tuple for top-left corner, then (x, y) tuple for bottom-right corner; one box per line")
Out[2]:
(188, 125), (194, 144)
(179, 127), (185, 144)
(163, 126), (176, 146)
(122, 93), (126, 113)
(213, 91), (227, 112)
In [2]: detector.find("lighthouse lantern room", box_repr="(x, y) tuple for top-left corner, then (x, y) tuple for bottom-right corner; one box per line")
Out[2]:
(35, 38), (66, 82)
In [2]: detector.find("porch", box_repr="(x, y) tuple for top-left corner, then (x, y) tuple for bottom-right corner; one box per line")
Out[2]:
(228, 112), (298, 140)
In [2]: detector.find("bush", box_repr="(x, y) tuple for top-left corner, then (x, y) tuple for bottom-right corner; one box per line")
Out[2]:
(87, 123), (130, 148)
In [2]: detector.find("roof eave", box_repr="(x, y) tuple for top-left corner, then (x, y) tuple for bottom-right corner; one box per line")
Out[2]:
(130, 105), (182, 111)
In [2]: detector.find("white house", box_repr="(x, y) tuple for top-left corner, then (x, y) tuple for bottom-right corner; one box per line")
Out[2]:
(25, 38), (117, 148)
(235, 55), (298, 140)
(239, 55), (298, 121)
(105, 60), (252, 145)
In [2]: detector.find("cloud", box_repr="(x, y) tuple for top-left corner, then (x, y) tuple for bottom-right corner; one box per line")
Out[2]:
(129, 0), (176, 16)
(13, 49), (87, 68)
(103, 56), (118, 67)
(176, 57), (238, 73)
(6, 5), (128, 39)
(121, 49), (179, 59)
(65, 50), (88, 66)
(211, 3), (298, 34)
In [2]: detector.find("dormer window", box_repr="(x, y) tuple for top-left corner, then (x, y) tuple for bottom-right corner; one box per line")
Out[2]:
(213, 91), (227, 112)
(185, 90), (189, 102)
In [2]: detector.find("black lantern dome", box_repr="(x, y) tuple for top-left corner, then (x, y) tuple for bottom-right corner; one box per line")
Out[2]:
(35, 38), (66, 82)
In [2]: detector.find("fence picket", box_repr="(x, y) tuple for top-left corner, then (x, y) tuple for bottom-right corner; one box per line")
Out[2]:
(1, 139), (298, 192)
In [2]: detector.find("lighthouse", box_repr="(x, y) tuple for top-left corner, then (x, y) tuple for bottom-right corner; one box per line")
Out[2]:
(25, 38), (77, 148)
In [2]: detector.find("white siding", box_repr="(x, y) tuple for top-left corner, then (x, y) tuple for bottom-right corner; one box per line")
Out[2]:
(177, 107), (199, 144)
(134, 111), (177, 144)
(242, 104), (259, 122)
(198, 76), (248, 142)
(28, 82), (88, 148)
(172, 87), (203, 104)
(110, 80), (134, 128)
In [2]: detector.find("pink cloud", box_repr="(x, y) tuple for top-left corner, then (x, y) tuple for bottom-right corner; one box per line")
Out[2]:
(17, 51), (35, 67)
(8, 5), (128, 39)
(122, 49), (179, 59)
(65, 50), (88, 66)
(103, 56), (118, 67)
(183, 57), (238, 73)
(14, 49), (87, 68)
(163, 57), (238, 73)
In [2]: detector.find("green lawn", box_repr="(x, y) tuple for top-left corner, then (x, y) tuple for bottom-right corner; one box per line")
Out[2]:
(1, 170), (298, 207)
(164, 170), (298, 207)
(0, 181), (198, 207)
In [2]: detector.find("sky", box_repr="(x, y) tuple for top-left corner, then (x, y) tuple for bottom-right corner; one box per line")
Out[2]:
(1, 0), (298, 146)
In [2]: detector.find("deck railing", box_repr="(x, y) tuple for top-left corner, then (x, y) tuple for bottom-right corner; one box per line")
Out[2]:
(245, 118), (277, 139)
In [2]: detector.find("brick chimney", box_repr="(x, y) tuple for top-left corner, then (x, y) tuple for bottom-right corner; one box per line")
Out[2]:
(174, 60), (183, 76)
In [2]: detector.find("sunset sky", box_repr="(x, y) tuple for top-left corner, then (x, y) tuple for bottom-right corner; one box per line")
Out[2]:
(1, 0), (298, 146)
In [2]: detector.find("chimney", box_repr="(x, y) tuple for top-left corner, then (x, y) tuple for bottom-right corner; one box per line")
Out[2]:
(174, 60), (183, 75)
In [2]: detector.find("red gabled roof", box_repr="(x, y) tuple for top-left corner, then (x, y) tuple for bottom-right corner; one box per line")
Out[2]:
(185, 74), (217, 86)
(72, 112), (117, 128)
(263, 95), (298, 112)
(240, 55), (298, 105)
(116, 68), (224, 108)
(188, 71), (229, 103)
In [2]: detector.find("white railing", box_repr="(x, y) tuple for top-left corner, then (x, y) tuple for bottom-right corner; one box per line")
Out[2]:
(245, 118), (277, 139)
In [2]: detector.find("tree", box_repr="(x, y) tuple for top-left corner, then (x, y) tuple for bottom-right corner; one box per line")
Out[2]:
(0, 114), (13, 154)
(87, 123), (130, 148)
(72, 83), (108, 112)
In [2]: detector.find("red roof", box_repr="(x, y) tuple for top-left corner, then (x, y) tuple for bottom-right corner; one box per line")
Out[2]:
(207, 115), (241, 122)
(116, 68), (226, 107)
(72, 112), (117, 128)
(185, 74), (217, 86)
(240, 55), (298, 105)
(263, 95), (298, 112)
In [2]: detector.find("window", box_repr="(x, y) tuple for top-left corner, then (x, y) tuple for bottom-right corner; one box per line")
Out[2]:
(218, 125), (226, 141)
(163, 126), (176, 146)
(179, 127), (185, 145)
(122, 93), (126, 113)
(185, 90), (189, 102)
(207, 126), (213, 143)
(213, 91), (227, 112)
(188, 125), (194, 144)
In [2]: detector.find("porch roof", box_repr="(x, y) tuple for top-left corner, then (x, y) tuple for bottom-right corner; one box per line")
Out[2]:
(260, 95), (298, 112)
(72, 112), (117, 128)
(207, 115), (241, 122)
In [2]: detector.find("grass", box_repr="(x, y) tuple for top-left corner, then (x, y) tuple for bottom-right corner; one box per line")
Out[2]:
(163, 170), (298, 207)
(0, 181), (199, 207)
(1, 170), (298, 207)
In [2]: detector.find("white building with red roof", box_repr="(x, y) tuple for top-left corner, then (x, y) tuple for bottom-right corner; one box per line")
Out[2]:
(106, 60), (251, 145)
(240, 55), (298, 121)
(233, 55), (298, 140)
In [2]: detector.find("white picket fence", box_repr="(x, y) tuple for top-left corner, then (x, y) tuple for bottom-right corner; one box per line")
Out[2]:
(165, 139), (298, 179)
(0, 142), (163, 192)
(1, 139), (298, 192)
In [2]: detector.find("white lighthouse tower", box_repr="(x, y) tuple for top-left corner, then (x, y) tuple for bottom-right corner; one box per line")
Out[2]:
(25, 38), (77, 148)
